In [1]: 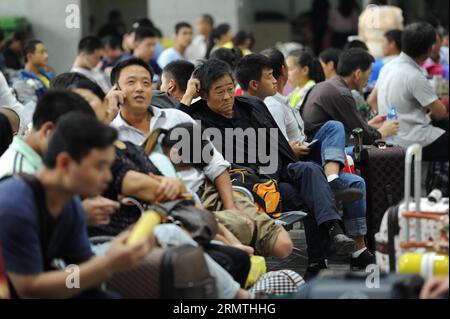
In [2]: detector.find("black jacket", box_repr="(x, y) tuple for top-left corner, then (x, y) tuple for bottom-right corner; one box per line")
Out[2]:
(178, 96), (297, 179)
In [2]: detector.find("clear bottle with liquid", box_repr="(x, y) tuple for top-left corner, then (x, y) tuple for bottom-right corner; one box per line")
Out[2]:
(386, 106), (398, 145)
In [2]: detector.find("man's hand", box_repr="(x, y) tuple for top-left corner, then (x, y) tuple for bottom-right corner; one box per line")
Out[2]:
(82, 196), (119, 226)
(368, 114), (387, 130)
(105, 231), (154, 274)
(104, 84), (126, 123)
(420, 276), (449, 299)
(290, 140), (311, 158)
(150, 173), (183, 202)
(180, 75), (201, 106)
(378, 119), (399, 138)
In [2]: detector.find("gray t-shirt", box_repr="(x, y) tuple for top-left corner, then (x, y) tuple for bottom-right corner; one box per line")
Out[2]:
(264, 93), (305, 143)
(376, 53), (444, 148)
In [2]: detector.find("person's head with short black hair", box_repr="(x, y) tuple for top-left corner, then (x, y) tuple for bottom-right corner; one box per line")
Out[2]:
(383, 29), (402, 57)
(344, 40), (369, 51)
(196, 14), (214, 37)
(174, 22), (193, 49)
(160, 60), (195, 100)
(402, 22), (437, 62)
(23, 39), (48, 67)
(286, 48), (325, 89)
(78, 36), (103, 54)
(77, 36), (104, 69)
(236, 54), (277, 100)
(132, 18), (155, 30)
(233, 30), (255, 51)
(175, 22), (192, 35)
(194, 59), (235, 118)
(337, 48), (375, 90)
(51, 72), (113, 124)
(0, 113), (13, 157)
(110, 57), (154, 86)
(43, 111), (117, 198)
(319, 48), (342, 80)
(261, 48), (287, 85)
(133, 27), (158, 61)
(102, 35), (123, 63)
(110, 58), (154, 115)
(51, 72), (90, 89)
(29, 90), (96, 157)
(71, 79), (110, 123)
(122, 28), (136, 54)
(209, 47), (243, 73)
(70, 78), (106, 101)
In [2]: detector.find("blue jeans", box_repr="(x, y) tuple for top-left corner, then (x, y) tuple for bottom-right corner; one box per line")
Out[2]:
(339, 173), (367, 237)
(279, 162), (343, 263)
(308, 121), (346, 168)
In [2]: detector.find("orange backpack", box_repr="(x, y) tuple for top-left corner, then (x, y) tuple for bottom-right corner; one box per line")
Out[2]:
(229, 166), (282, 218)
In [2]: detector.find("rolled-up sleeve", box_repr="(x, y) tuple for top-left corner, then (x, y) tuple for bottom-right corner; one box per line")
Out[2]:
(409, 74), (439, 108)
(203, 146), (231, 183)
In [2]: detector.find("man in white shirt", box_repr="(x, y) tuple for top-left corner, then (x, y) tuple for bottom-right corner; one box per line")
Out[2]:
(71, 36), (111, 93)
(185, 14), (214, 64)
(110, 57), (292, 258)
(372, 22), (448, 162)
(157, 23), (193, 69)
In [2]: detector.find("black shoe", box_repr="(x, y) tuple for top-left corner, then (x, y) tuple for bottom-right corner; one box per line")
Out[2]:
(329, 178), (363, 203)
(323, 220), (356, 257)
(350, 249), (376, 271)
(303, 261), (327, 282)
(332, 234), (356, 257)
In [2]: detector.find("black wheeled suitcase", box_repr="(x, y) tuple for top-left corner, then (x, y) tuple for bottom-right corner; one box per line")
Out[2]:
(357, 141), (406, 251)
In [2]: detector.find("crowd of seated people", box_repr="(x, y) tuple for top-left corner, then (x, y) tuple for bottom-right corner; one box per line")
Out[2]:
(0, 13), (448, 299)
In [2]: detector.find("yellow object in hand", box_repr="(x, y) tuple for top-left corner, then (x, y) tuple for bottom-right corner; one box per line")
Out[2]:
(245, 256), (267, 289)
(127, 211), (161, 245)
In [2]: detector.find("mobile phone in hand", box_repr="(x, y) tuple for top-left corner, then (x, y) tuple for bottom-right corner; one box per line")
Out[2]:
(115, 83), (123, 107)
(306, 139), (319, 149)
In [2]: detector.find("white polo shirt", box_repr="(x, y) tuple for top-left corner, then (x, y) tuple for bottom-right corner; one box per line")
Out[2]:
(376, 52), (444, 148)
(111, 106), (230, 192)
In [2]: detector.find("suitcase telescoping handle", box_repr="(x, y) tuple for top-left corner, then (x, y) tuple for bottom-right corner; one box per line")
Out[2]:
(403, 144), (423, 242)
(404, 144), (422, 212)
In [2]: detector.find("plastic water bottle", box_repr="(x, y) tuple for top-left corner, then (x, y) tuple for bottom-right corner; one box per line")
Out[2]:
(386, 106), (398, 145)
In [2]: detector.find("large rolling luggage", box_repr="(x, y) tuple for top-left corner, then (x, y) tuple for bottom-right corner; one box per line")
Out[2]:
(357, 140), (406, 250)
(375, 144), (449, 274)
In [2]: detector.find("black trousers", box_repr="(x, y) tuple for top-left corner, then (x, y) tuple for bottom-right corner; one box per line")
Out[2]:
(423, 118), (449, 162)
(278, 162), (342, 264)
(204, 243), (251, 288)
